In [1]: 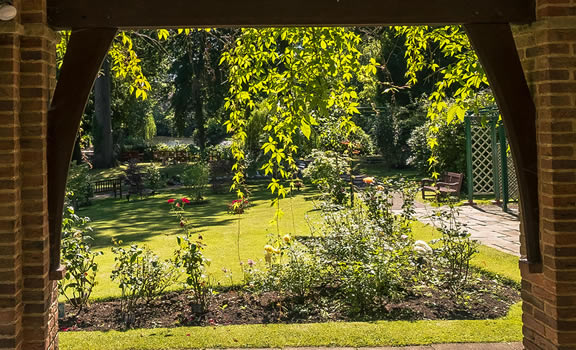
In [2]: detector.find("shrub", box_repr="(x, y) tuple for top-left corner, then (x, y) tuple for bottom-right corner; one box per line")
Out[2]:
(66, 161), (93, 209)
(110, 241), (179, 325)
(59, 206), (102, 312)
(227, 199), (250, 214)
(407, 120), (466, 176)
(169, 198), (212, 311)
(181, 162), (210, 201)
(248, 180), (423, 316)
(123, 160), (145, 200)
(315, 182), (420, 314)
(430, 204), (479, 295)
(302, 150), (350, 205)
(145, 164), (164, 194)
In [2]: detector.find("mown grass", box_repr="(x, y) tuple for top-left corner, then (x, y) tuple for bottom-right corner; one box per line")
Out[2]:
(76, 181), (321, 300)
(60, 303), (522, 350)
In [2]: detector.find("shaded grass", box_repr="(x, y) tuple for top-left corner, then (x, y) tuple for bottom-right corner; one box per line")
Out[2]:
(351, 161), (421, 181)
(90, 162), (194, 180)
(60, 304), (522, 350)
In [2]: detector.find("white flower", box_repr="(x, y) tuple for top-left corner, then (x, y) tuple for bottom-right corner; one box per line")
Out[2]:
(413, 240), (433, 255)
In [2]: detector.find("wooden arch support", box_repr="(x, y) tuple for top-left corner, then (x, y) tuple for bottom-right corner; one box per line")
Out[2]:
(465, 24), (542, 272)
(48, 28), (117, 280)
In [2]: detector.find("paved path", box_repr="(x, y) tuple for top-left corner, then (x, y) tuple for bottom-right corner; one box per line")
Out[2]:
(412, 204), (521, 256)
(226, 344), (523, 350)
(391, 193), (521, 256)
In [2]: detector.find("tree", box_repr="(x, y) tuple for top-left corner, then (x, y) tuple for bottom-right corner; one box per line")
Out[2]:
(57, 31), (153, 168)
(168, 29), (232, 153)
(93, 58), (114, 168)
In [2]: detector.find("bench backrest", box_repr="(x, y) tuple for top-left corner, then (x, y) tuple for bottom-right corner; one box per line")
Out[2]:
(441, 172), (464, 192)
(92, 178), (123, 193)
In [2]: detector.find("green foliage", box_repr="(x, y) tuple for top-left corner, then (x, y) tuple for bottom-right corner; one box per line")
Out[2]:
(222, 27), (378, 202)
(181, 162), (210, 201)
(317, 119), (375, 155)
(248, 238), (325, 301)
(205, 118), (227, 146)
(143, 114), (157, 140)
(170, 199), (212, 309)
(59, 206), (102, 311)
(430, 205), (479, 295)
(110, 240), (179, 325)
(123, 160), (145, 198)
(302, 150), (350, 205)
(407, 120), (466, 176)
(66, 161), (94, 209)
(247, 180), (423, 317)
(394, 26), (493, 178)
(366, 104), (427, 168)
(144, 164), (164, 193)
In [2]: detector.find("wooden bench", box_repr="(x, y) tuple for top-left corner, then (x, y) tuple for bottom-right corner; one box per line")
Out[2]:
(91, 178), (123, 198)
(421, 172), (464, 200)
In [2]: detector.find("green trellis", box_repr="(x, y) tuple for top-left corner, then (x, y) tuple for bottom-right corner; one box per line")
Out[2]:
(465, 109), (518, 212)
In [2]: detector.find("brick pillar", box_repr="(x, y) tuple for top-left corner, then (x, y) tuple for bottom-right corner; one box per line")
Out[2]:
(513, 1), (576, 349)
(0, 0), (58, 349)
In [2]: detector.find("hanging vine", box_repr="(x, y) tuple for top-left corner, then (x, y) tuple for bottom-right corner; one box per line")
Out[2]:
(221, 27), (377, 224)
(393, 25), (494, 179)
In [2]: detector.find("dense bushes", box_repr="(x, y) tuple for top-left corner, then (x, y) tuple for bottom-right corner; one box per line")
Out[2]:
(302, 150), (350, 205)
(407, 120), (466, 175)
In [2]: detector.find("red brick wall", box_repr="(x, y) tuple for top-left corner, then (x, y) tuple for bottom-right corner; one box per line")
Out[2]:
(513, 1), (576, 349)
(0, 0), (59, 349)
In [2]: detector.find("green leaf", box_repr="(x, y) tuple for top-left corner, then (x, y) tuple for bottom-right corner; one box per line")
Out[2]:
(301, 121), (311, 139)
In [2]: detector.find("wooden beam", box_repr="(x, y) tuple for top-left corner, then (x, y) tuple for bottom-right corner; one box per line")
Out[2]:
(48, 28), (117, 280)
(465, 23), (542, 272)
(47, 0), (535, 29)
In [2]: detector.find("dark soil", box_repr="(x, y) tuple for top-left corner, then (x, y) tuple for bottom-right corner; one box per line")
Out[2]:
(60, 276), (520, 332)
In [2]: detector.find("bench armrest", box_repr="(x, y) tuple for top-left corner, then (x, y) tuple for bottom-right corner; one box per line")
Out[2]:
(421, 178), (435, 186)
(437, 181), (459, 187)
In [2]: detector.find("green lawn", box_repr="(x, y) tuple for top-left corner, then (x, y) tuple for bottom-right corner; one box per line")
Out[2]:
(77, 181), (321, 300)
(61, 176), (522, 349)
(60, 303), (521, 349)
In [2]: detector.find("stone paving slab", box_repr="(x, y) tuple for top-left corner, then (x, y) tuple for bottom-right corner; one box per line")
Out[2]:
(410, 204), (521, 257)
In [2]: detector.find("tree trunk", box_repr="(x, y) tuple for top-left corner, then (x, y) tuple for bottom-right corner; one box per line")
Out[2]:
(71, 136), (83, 164)
(93, 58), (114, 169)
(194, 87), (206, 154)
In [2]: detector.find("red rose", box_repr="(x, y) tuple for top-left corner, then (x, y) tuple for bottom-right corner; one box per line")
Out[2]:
(182, 197), (190, 204)
(167, 199), (175, 204)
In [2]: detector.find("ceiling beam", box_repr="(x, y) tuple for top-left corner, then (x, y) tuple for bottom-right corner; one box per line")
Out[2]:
(47, 0), (535, 29)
